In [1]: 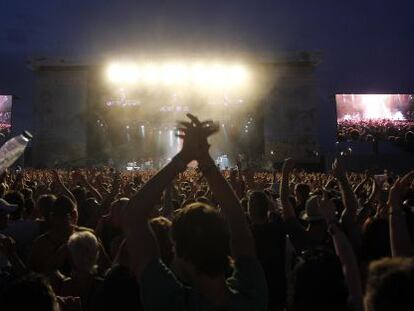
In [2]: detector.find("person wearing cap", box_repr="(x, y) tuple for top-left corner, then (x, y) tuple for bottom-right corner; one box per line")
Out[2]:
(280, 159), (331, 253)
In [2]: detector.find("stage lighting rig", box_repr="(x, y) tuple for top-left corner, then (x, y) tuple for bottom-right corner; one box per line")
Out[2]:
(105, 61), (249, 90)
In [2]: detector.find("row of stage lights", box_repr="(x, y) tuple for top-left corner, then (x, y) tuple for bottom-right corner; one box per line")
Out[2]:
(106, 62), (249, 88)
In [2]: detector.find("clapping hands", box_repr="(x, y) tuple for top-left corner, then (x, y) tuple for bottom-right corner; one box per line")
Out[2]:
(176, 113), (219, 163)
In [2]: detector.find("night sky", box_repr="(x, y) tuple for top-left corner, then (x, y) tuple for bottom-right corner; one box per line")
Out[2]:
(1, 0), (413, 136)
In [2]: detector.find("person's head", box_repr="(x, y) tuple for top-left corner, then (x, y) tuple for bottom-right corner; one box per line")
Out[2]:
(301, 196), (325, 225)
(71, 186), (87, 206)
(295, 183), (310, 205)
(77, 197), (100, 228)
(4, 191), (25, 220)
(405, 131), (414, 144)
(365, 257), (414, 311)
(21, 187), (33, 200)
(0, 198), (17, 229)
(300, 196), (328, 240)
(248, 191), (269, 224)
(150, 216), (174, 266)
(111, 197), (129, 228)
(1, 273), (59, 311)
(289, 249), (348, 311)
(194, 189), (205, 199)
(37, 194), (57, 222)
(50, 195), (78, 230)
(68, 231), (99, 274)
(196, 196), (211, 205)
(350, 129), (360, 141)
(0, 183), (7, 198)
(172, 203), (230, 279)
(366, 134), (374, 142)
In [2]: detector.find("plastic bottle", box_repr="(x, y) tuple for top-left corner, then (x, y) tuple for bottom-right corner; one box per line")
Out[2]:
(0, 131), (33, 174)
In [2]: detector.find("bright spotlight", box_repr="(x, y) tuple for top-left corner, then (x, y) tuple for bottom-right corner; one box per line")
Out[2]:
(208, 64), (228, 87)
(106, 61), (250, 89)
(106, 62), (139, 84)
(162, 63), (188, 85)
(191, 63), (209, 85)
(142, 64), (160, 84)
(361, 94), (391, 119)
(229, 65), (248, 85)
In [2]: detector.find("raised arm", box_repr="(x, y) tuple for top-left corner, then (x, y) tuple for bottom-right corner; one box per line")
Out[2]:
(332, 158), (359, 219)
(318, 192), (363, 311)
(332, 159), (362, 253)
(161, 183), (174, 219)
(52, 170), (76, 203)
(125, 154), (188, 277)
(388, 171), (414, 257)
(125, 114), (217, 277)
(280, 158), (296, 220)
(353, 174), (369, 197)
(77, 171), (104, 203)
(187, 115), (255, 258)
(365, 178), (378, 205)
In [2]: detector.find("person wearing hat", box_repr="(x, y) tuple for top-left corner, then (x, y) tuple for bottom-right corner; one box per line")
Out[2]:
(299, 196), (331, 248)
(280, 159), (331, 253)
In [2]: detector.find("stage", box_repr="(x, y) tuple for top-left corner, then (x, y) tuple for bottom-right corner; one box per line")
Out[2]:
(28, 53), (322, 168)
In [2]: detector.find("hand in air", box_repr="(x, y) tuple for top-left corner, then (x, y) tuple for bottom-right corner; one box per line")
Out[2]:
(388, 170), (414, 210)
(176, 113), (219, 163)
(318, 190), (337, 223)
(332, 157), (346, 179)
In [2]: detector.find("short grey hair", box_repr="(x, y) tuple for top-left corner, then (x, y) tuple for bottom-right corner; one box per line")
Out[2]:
(68, 231), (99, 272)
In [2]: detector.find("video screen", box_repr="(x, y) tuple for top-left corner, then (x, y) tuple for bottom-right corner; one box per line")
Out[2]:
(0, 95), (12, 135)
(336, 94), (414, 143)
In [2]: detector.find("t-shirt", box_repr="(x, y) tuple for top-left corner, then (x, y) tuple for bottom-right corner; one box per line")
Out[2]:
(101, 264), (143, 311)
(140, 256), (268, 311)
(251, 222), (287, 309)
(2, 219), (38, 261)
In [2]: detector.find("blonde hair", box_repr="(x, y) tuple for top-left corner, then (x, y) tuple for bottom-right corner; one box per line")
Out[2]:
(68, 231), (99, 273)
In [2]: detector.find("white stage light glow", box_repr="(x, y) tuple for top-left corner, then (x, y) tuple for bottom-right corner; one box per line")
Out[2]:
(161, 63), (188, 85)
(362, 94), (391, 119)
(107, 63), (139, 85)
(142, 64), (160, 85)
(105, 61), (249, 90)
(229, 65), (248, 85)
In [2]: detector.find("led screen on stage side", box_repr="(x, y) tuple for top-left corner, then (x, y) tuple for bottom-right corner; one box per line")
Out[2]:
(336, 94), (414, 143)
(336, 94), (414, 122)
(0, 95), (12, 135)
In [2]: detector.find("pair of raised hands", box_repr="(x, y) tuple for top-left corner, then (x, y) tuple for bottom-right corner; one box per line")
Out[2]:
(176, 114), (219, 163)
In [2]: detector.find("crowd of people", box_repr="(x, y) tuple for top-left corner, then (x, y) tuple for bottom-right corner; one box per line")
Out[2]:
(0, 114), (413, 311)
(337, 119), (414, 149)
